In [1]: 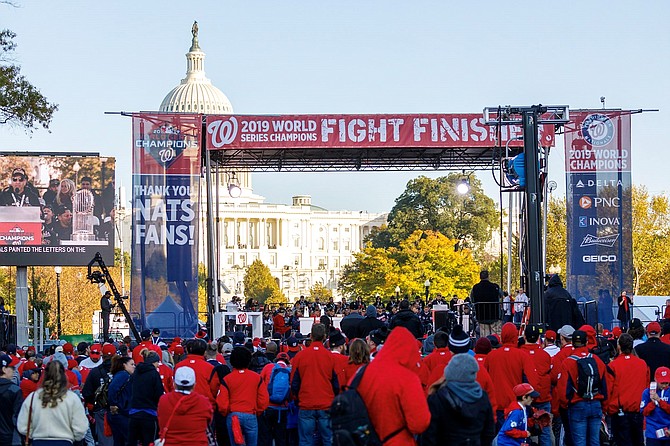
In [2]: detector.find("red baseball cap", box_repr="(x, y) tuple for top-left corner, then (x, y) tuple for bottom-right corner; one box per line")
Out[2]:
(513, 383), (540, 398)
(612, 327), (622, 338)
(252, 337), (261, 348)
(63, 343), (74, 355)
(544, 330), (557, 342)
(647, 322), (662, 335)
(656, 367), (670, 384)
(67, 359), (79, 370)
(173, 345), (185, 355)
(89, 344), (102, 358)
(102, 344), (117, 356)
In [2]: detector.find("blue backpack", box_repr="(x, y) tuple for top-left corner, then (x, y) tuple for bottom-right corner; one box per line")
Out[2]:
(268, 363), (291, 404)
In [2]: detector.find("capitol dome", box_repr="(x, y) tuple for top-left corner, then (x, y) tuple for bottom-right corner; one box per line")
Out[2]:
(159, 22), (233, 114)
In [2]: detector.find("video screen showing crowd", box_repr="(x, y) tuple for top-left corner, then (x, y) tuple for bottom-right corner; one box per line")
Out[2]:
(0, 270), (665, 446)
(0, 167), (115, 245)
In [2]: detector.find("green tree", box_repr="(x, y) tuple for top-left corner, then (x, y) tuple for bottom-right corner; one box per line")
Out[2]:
(309, 283), (333, 301)
(339, 230), (480, 301)
(632, 186), (670, 295)
(546, 196), (567, 275)
(0, 29), (58, 131)
(381, 174), (498, 252)
(243, 260), (282, 304)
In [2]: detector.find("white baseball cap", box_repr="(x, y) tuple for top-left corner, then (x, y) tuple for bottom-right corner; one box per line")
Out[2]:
(174, 366), (196, 387)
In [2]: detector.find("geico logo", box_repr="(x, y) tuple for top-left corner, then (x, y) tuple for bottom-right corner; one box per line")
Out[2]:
(582, 255), (617, 263)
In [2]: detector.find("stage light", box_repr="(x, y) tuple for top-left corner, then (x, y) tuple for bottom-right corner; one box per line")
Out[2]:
(457, 178), (470, 195)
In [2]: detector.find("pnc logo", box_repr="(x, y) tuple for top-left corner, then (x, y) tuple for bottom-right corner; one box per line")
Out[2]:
(579, 196), (592, 209)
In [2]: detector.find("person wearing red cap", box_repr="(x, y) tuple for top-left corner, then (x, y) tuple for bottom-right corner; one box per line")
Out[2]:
(636, 321), (670, 382)
(607, 333), (648, 446)
(19, 361), (40, 399)
(642, 366), (670, 445)
(484, 322), (539, 431)
(496, 383), (539, 446)
(542, 330), (560, 357)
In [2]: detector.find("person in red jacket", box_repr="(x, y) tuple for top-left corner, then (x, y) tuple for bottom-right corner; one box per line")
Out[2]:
(19, 361), (40, 399)
(484, 322), (539, 432)
(357, 326), (430, 446)
(606, 333), (648, 446)
(328, 331), (349, 391)
(174, 339), (219, 407)
(273, 309), (290, 337)
(421, 331), (452, 389)
(217, 347), (269, 446)
(290, 323), (338, 446)
(132, 329), (163, 364)
(157, 366), (213, 446)
(557, 329), (609, 446)
(520, 324), (552, 446)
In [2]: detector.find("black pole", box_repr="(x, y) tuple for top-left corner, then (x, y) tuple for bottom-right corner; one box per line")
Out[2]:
(522, 106), (545, 324)
(56, 272), (62, 336)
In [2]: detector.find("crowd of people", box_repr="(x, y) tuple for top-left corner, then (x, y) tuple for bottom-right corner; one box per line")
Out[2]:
(0, 167), (115, 245)
(0, 271), (667, 445)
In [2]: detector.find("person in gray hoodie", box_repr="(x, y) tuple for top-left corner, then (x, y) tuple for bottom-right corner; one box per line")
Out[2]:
(422, 353), (495, 446)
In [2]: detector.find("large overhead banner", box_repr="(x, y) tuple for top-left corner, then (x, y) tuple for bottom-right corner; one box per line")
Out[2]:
(0, 154), (115, 266)
(564, 111), (632, 325)
(131, 113), (201, 338)
(205, 114), (555, 150)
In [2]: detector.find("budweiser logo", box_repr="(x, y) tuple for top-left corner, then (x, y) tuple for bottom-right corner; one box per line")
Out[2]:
(580, 234), (619, 248)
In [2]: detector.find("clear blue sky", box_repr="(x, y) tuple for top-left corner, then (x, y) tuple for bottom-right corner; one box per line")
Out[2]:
(1, 1), (668, 213)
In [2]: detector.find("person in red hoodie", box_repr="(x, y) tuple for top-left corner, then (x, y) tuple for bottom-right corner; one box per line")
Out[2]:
(19, 361), (40, 399)
(606, 333), (648, 446)
(357, 326), (430, 446)
(174, 339), (219, 408)
(484, 322), (539, 432)
(557, 329), (609, 446)
(290, 323), (338, 446)
(520, 324), (552, 446)
(217, 347), (269, 446)
(421, 331), (452, 388)
(158, 366), (213, 446)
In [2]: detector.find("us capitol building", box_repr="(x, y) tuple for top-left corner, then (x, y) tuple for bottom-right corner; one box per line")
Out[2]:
(158, 24), (387, 302)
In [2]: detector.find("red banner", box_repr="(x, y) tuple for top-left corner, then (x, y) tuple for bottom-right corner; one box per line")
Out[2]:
(205, 114), (555, 150)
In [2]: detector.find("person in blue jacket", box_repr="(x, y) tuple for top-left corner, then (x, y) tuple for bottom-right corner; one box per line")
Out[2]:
(641, 366), (670, 445)
(497, 383), (538, 446)
(108, 356), (135, 446)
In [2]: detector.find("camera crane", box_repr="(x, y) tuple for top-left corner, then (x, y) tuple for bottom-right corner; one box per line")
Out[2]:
(87, 252), (141, 343)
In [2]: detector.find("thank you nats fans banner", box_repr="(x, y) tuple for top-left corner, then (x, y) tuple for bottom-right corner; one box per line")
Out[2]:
(205, 114), (555, 149)
(564, 111), (632, 314)
(131, 113), (201, 338)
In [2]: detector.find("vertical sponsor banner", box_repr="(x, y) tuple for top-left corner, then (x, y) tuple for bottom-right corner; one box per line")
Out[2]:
(131, 114), (202, 338)
(564, 111), (632, 315)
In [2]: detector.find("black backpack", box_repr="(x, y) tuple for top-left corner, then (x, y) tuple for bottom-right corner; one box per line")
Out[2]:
(569, 354), (601, 400)
(94, 372), (113, 408)
(330, 365), (403, 446)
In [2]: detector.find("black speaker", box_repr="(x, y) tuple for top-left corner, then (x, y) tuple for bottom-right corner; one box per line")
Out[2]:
(433, 310), (453, 333)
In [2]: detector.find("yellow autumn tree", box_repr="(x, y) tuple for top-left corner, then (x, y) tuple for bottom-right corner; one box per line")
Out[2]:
(339, 230), (480, 301)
